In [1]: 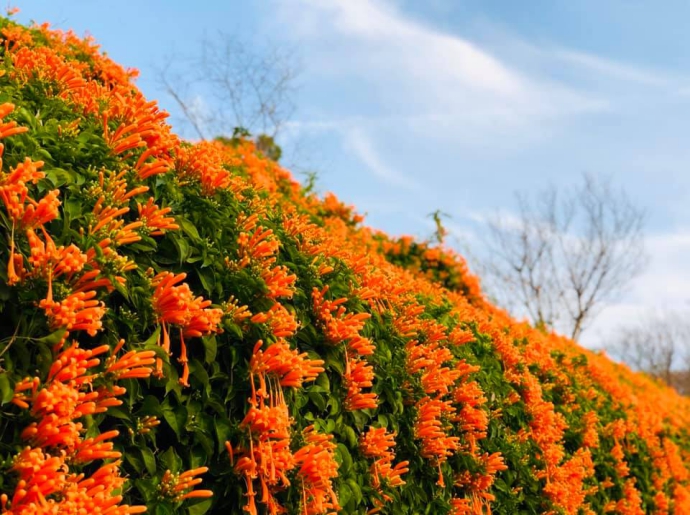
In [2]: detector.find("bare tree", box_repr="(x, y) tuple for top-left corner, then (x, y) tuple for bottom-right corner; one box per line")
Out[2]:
(481, 174), (647, 340)
(158, 33), (300, 142)
(607, 310), (690, 394)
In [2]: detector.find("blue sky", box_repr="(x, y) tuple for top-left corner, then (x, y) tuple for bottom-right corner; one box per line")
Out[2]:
(13, 1), (690, 347)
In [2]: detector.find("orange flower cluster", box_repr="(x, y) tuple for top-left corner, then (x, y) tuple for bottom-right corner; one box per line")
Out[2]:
(158, 467), (213, 502)
(451, 452), (508, 514)
(0, 108), (184, 345)
(234, 386), (294, 515)
(543, 448), (596, 515)
(254, 302), (299, 339)
(359, 426), (409, 507)
(414, 397), (460, 486)
(10, 45), (87, 99)
(0, 120), (110, 340)
(231, 336), (327, 515)
(5, 340), (151, 514)
(312, 285), (377, 410)
(250, 339), (324, 389)
(151, 271), (223, 385)
(0, 156), (50, 230)
(236, 213), (297, 301)
(175, 141), (241, 195)
(397, 312), (498, 492)
(294, 426), (340, 515)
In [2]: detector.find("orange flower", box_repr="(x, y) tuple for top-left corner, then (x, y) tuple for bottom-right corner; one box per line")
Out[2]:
(6, 337), (145, 515)
(294, 426), (340, 515)
(137, 197), (179, 235)
(40, 289), (106, 336)
(250, 339), (324, 389)
(344, 356), (377, 411)
(134, 145), (172, 179)
(73, 430), (121, 463)
(151, 271), (221, 383)
(0, 102), (28, 139)
(234, 361), (296, 515)
(159, 467), (213, 502)
(105, 347), (156, 380)
(0, 156), (53, 228)
(261, 264), (297, 299)
(360, 427), (408, 496)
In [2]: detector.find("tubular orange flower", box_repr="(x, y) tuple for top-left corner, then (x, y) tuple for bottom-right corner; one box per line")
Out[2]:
(105, 348), (156, 380)
(151, 271), (222, 382)
(344, 356), (378, 411)
(137, 197), (179, 235)
(294, 426), (340, 515)
(73, 430), (122, 463)
(6, 336), (145, 515)
(0, 156), (50, 227)
(159, 467), (214, 502)
(250, 339), (324, 389)
(134, 145), (172, 179)
(261, 265), (297, 299)
(0, 102), (28, 139)
(40, 289), (106, 337)
(360, 426), (408, 500)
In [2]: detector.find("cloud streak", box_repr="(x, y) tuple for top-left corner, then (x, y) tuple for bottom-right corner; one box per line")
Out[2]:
(273, 0), (605, 139)
(345, 127), (419, 190)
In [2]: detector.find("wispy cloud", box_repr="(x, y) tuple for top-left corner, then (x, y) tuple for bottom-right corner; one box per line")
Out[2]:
(272, 0), (605, 143)
(345, 127), (419, 190)
(551, 49), (673, 87)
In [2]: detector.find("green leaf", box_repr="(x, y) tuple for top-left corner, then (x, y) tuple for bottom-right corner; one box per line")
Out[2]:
(346, 478), (363, 504)
(160, 447), (182, 472)
(172, 234), (190, 264)
(341, 425), (358, 448)
(336, 443), (353, 474)
(0, 373), (12, 405)
(214, 417), (232, 454)
(153, 504), (172, 515)
(140, 395), (162, 416)
(141, 327), (162, 349)
(176, 216), (201, 241)
(202, 335), (217, 364)
(140, 447), (157, 475)
(197, 269), (216, 295)
(125, 450), (144, 474)
(308, 391), (327, 412)
(191, 359), (210, 392)
(104, 407), (131, 420)
(134, 478), (157, 502)
(45, 167), (77, 187)
(35, 328), (68, 346)
(338, 482), (352, 509)
(162, 402), (187, 437)
(187, 499), (212, 515)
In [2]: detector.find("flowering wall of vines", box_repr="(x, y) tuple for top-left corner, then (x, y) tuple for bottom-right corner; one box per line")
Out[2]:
(0, 12), (690, 515)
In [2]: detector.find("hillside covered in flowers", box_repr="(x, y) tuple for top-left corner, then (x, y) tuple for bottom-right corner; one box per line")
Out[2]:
(1, 13), (690, 515)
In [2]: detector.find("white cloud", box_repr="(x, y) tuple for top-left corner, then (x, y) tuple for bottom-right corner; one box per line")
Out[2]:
(272, 0), (605, 143)
(551, 49), (673, 87)
(345, 127), (419, 190)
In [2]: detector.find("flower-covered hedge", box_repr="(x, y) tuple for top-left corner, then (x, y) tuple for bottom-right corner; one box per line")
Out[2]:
(1, 13), (690, 515)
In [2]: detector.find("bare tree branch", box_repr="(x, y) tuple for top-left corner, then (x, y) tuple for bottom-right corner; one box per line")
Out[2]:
(156, 32), (300, 143)
(157, 60), (207, 140)
(480, 173), (648, 340)
(607, 310), (690, 394)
